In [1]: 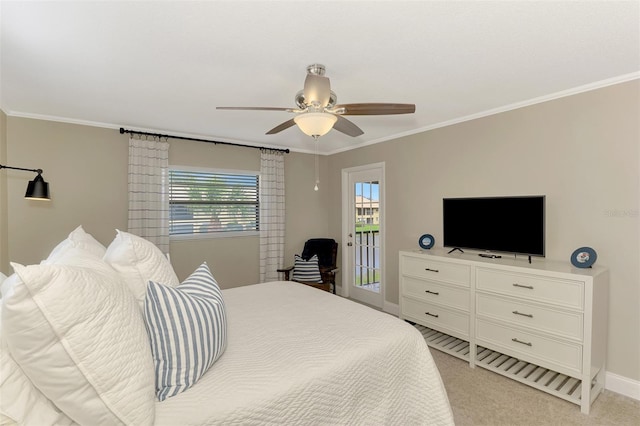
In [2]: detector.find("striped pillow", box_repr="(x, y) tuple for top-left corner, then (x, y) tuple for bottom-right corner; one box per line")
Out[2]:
(292, 254), (323, 283)
(144, 262), (227, 401)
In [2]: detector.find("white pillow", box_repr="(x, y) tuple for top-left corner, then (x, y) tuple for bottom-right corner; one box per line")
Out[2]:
(104, 230), (179, 307)
(2, 260), (155, 425)
(47, 225), (107, 261)
(0, 278), (75, 426)
(144, 262), (227, 401)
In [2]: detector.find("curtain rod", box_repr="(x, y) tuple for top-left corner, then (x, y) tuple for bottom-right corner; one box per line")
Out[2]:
(119, 127), (290, 153)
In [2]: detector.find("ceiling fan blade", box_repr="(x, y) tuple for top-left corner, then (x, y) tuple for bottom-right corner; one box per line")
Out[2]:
(334, 103), (416, 115)
(333, 115), (364, 137)
(217, 106), (292, 112)
(303, 74), (331, 107)
(266, 119), (297, 135)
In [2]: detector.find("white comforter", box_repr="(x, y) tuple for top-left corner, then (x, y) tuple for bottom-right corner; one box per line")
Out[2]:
(154, 281), (454, 425)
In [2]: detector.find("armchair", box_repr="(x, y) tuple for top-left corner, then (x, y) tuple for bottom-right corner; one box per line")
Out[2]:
(278, 238), (339, 294)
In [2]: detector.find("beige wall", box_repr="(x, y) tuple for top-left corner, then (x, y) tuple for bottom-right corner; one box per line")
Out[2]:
(7, 117), (128, 264)
(0, 110), (7, 273)
(327, 80), (640, 381)
(283, 152), (331, 268)
(5, 119), (129, 265)
(2, 117), (327, 289)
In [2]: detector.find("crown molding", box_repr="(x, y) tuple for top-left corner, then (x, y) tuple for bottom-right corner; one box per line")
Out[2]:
(326, 72), (640, 155)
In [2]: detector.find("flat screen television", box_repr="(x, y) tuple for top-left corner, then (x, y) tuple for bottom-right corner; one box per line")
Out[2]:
(443, 196), (545, 257)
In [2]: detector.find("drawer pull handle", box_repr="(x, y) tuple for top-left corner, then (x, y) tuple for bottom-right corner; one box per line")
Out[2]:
(512, 338), (532, 347)
(425, 268), (440, 273)
(512, 310), (533, 318)
(425, 312), (439, 318)
(425, 290), (440, 295)
(513, 283), (534, 289)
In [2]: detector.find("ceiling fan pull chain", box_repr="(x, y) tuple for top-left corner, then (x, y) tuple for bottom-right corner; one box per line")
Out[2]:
(314, 135), (320, 191)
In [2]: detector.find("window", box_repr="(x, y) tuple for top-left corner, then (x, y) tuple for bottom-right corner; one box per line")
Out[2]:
(169, 167), (259, 238)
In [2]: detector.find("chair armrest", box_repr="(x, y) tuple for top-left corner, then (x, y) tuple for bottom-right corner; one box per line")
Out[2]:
(277, 265), (294, 281)
(319, 266), (339, 274)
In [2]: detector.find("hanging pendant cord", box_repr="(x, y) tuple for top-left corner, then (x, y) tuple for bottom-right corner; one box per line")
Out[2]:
(119, 128), (289, 154)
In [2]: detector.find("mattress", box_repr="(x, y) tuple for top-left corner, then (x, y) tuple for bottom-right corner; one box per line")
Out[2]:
(154, 281), (454, 425)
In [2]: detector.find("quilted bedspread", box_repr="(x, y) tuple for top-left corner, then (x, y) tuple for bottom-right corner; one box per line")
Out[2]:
(154, 281), (454, 425)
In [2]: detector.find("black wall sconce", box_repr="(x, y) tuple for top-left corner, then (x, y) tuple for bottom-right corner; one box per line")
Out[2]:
(0, 164), (50, 200)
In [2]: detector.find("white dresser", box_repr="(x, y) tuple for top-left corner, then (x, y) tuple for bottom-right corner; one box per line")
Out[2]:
(399, 249), (609, 414)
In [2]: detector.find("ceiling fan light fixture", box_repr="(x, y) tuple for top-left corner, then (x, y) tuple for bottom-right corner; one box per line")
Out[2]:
(294, 112), (337, 137)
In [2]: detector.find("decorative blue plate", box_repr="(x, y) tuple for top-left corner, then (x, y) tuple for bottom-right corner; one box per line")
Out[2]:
(571, 247), (597, 268)
(419, 234), (435, 250)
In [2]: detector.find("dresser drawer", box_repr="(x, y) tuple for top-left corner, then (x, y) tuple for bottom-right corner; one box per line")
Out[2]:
(476, 319), (582, 377)
(402, 297), (469, 338)
(476, 294), (583, 340)
(402, 256), (470, 287)
(403, 276), (470, 311)
(476, 269), (584, 310)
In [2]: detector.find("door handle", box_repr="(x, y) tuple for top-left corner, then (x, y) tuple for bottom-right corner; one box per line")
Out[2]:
(347, 242), (353, 246)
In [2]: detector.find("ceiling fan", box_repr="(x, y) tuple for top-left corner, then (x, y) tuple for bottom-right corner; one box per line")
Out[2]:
(217, 64), (415, 138)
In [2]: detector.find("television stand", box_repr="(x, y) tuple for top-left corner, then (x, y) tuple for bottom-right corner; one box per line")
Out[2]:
(399, 249), (609, 414)
(447, 247), (464, 254)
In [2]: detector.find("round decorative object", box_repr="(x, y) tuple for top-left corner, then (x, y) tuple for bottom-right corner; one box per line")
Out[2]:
(419, 234), (435, 250)
(570, 247), (597, 268)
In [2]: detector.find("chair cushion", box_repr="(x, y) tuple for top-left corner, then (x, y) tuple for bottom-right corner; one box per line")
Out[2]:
(292, 254), (323, 283)
(144, 262), (227, 401)
(301, 238), (336, 268)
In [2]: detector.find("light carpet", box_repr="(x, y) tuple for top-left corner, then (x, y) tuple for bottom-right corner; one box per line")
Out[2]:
(429, 348), (640, 425)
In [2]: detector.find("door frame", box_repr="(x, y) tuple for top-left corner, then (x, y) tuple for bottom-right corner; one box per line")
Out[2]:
(340, 162), (385, 308)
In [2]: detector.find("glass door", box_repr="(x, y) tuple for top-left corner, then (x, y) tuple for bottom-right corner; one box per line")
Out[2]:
(342, 164), (384, 308)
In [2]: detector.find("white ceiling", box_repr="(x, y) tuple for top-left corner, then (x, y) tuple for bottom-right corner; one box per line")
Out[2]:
(1, 1), (639, 154)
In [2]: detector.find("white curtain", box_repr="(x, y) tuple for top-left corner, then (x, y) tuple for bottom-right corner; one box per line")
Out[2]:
(259, 149), (285, 282)
(128, 137), (170, 253)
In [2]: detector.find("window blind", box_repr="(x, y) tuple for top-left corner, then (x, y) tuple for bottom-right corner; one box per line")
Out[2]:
(169, 169), (259, 236)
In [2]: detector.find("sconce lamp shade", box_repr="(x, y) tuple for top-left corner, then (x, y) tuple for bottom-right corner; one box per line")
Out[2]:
(25, 173), (50, 200)
(294, 112), (338, 137)
(0, 164), (51, 200)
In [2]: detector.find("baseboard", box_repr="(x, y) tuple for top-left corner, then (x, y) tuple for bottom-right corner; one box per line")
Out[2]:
(606, 371), (640, 401)
(383, 300), (399, 316)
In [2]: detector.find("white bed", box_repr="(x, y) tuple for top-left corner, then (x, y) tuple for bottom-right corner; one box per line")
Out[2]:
(1, 227), (453, 425)
(155, 281), (454, 425)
